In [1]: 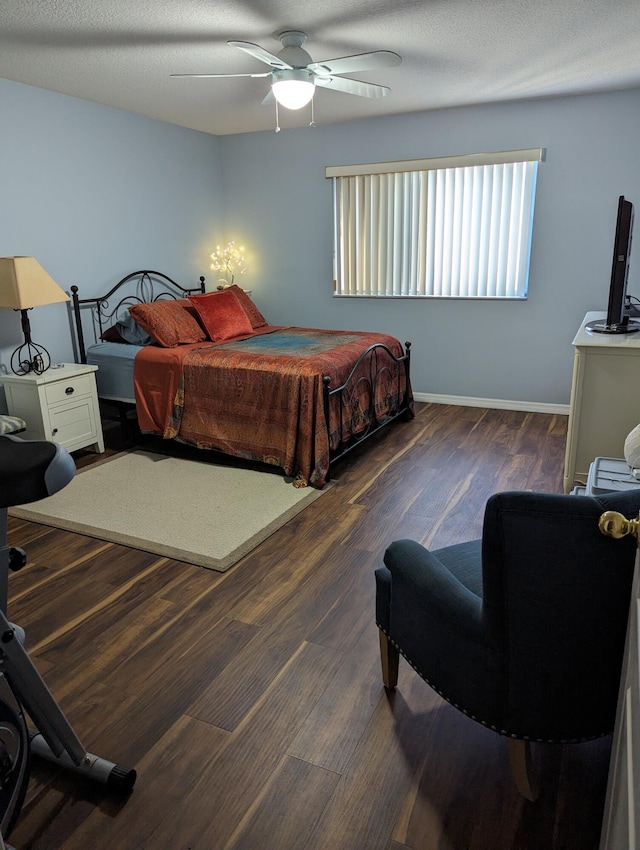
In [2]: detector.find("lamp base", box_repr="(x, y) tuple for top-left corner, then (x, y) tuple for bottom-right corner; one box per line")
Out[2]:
(10, 309), (51, 375)
(10, 342), (51, 376)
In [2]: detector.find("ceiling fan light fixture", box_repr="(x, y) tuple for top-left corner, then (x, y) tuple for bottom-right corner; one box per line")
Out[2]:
(271, 69), (315, 110)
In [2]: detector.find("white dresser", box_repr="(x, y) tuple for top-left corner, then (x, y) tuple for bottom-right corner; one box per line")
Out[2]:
(563, 312), (640, 492)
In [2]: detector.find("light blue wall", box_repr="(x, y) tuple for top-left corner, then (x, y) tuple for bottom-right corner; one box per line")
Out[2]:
(0, 78), (222, 374)
(1, 78), (639, 408)
(218, 89), (640, 405)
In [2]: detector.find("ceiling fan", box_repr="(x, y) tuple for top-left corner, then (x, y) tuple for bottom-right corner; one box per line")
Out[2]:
(171, 30), (402, 112)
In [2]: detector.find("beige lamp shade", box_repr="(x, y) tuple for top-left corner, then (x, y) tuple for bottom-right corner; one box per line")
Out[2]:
(0, 256), (69, 309)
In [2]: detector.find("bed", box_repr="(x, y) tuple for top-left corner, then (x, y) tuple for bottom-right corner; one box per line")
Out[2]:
(71, 270), (413, 488)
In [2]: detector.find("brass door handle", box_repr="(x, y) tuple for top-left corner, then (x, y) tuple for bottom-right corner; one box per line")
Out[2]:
(599, 511), (640, 540)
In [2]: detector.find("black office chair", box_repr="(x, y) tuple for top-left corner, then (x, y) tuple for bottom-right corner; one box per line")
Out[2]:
(375, 489), (640, 800)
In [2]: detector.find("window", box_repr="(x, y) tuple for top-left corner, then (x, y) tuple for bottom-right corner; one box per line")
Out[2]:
(326, 148), (543, 299)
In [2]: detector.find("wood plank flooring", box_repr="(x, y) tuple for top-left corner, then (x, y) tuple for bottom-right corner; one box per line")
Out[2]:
(5, 402), (610, 850)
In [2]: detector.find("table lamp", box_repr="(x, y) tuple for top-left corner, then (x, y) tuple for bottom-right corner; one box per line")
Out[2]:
(0, 257), (70, 375)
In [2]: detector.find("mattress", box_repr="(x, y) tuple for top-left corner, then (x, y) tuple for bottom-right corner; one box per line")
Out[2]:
(86, 342), (141, 403)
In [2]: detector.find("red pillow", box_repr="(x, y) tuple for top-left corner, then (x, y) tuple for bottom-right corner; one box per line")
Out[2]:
(227, 285), (268, 329)
(188, 289), (253, 342)
(128, 299), (207, 347)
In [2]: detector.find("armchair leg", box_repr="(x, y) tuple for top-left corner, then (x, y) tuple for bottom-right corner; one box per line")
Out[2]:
(378, 630), (399, 689)
(507, 738), (539, 802)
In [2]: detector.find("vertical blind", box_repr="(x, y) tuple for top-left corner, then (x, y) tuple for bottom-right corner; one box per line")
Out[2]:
(327, 149), (542, 298)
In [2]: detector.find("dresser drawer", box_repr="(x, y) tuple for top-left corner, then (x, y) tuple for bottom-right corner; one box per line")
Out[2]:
(44, 373), (93, 405)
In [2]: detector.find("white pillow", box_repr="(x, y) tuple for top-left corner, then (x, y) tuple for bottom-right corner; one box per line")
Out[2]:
(624, 423), (640, 470)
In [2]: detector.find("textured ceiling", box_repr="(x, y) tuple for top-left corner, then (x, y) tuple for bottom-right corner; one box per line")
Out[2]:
(0, 0), (639, 136)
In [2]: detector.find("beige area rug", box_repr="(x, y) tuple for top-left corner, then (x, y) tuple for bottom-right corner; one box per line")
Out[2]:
(9, 450), (327, 572)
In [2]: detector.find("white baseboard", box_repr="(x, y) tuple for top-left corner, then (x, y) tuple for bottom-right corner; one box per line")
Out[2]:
(413, 392), (569, 416)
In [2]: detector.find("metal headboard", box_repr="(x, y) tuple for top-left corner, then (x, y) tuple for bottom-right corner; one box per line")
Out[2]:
(70, 269), (206, 363)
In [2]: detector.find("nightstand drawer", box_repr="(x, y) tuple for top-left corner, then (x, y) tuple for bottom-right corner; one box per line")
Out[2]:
(44, 374), (93, 405)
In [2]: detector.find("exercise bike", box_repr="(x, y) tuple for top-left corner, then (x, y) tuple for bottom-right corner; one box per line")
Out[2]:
(0, 434), (136, 848)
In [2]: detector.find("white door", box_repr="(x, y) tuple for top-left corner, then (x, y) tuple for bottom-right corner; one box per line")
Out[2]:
(599, 551), (640, 849)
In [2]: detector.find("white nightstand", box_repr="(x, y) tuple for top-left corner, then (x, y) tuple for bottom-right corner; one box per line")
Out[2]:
(2, 363), (105, 453)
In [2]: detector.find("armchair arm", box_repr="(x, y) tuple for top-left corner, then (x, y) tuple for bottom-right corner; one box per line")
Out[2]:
(380, 538), (504, 724)
(383, 539), (487, 646)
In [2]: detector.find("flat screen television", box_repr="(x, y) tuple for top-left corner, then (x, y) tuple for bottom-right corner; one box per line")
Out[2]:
(586, 195), (637, 334)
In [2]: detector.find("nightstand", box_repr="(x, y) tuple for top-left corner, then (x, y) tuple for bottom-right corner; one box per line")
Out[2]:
(2, 363), (105, 453)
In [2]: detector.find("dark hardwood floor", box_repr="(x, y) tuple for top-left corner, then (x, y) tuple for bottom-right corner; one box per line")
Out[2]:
(6, 402), (610, 850)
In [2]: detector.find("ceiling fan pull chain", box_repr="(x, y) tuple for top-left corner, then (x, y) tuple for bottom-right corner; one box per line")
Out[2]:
(275, 100), (281, 133)
(310, 97), (316, 128)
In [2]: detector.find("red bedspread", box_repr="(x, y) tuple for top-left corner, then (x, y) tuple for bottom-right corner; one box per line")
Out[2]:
(134, 326), (412, 488)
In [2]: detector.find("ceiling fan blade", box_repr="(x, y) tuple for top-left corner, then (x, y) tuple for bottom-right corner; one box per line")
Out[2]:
(228, 40), (292, 70)
(309, 50), (401, 77)
(261, 89), (275, 106)
(170, 72), (271, 79)
(315, 76), (391, 99)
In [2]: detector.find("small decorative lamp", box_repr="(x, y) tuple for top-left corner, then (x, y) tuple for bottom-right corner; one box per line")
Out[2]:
(210, 242), (247, 289)
(0, 257), (70, 375)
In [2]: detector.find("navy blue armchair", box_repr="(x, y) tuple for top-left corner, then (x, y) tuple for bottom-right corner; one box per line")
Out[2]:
(375, 489), (640, 799)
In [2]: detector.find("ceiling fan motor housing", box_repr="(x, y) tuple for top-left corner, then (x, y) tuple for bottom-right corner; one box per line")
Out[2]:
(277, 31), (313, 68)
(272, 68), (314, 86)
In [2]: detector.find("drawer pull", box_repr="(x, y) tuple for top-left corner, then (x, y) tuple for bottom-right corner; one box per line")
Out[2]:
(65, 387), (74, 395)
(52, 428), (58, 436)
